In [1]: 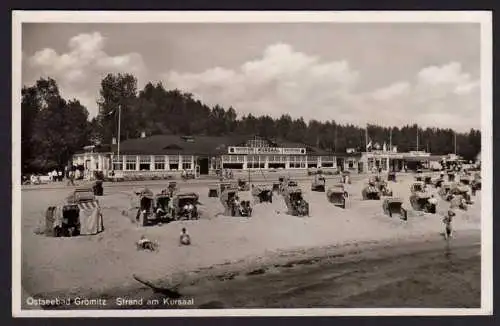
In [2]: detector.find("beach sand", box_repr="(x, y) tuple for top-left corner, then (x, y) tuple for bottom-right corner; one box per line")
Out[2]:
(20, 173), (481, 304)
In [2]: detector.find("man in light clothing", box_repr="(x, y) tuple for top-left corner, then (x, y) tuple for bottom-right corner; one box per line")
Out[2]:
(443, 210), (455, 240)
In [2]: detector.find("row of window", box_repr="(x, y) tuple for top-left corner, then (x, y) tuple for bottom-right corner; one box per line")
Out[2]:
(113, 162), (193, 171)
(112, 155), (194, 171)
(241, 162), (309, 169)
(221, 155), (334, 163)
(113, 156), (193, 163)
(367, 158), (388, 171)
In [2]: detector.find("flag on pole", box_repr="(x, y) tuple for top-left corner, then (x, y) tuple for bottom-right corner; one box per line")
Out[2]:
(366, 140), (373, 151)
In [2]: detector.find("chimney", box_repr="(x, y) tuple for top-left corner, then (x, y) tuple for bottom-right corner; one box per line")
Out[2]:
(112, 137), (117, 145)
(141, 131), (146, 138)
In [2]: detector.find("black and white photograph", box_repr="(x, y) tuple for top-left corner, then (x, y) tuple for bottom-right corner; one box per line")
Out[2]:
(12, 11), (492, 317)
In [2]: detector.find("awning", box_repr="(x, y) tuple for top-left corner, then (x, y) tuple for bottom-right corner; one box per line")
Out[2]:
(404, 157), (430, 162)
(403, 156), (441, 162)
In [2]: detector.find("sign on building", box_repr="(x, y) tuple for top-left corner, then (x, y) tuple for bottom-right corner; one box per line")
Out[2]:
(228, 147), (306, 155)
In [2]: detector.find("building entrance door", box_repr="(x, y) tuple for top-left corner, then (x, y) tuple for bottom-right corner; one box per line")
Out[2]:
(336, 158), (344, 171)
(198, 157), (209, 175)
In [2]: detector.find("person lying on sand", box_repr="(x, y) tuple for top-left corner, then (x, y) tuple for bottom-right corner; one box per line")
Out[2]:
(136, 235), (158, 251)
(180, 228), (191, 245)
(443, 210), (455, 240)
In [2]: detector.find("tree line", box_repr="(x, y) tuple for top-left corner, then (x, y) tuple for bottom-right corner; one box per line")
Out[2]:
(21, 73), (481, 174)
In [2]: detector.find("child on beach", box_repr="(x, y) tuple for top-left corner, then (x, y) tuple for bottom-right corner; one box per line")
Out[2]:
(180, 228), (191, 246)
(443, 210), (455, 240)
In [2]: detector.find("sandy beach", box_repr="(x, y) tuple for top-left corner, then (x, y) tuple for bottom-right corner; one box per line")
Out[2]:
(20, 173), (481, 307)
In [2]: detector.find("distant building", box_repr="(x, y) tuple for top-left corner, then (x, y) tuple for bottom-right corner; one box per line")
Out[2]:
(357, 149), (442, 173)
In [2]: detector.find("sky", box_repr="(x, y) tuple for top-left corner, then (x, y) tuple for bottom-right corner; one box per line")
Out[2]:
(21, 22), (481, 132)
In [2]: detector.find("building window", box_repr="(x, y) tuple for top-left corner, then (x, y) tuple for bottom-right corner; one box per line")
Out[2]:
(290, 155), (305, 168)
(367, 158), (374, 171)
(169, 155), (179, 170)
(154, 156), (165, 170)
(112, 157), (123, 171)
(126, 156), (137, 171)
(322, 155), (334, 167)
(381, 158), (388, 171)
(246, 155), (256, 169)
(139, 156), (151, 171)
(181, 155), (193, 170)
(270, 155), (286, 163)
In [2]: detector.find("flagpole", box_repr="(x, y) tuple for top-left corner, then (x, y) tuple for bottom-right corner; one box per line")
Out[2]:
(334, 125), (337, 152)
(365, 124), (368, 152)
(117, 104), (121, 160)
(416, 125), (419, 151)
(389, 127), (392, 151)
(454, 131), (457, 155)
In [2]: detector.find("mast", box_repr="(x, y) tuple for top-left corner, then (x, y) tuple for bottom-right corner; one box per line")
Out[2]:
(365, 124), (369, 151)
(334, 125), (337, 152)
(389, 127), (392, 151)
(454, 131), (457, 155)
(117, 104), (121, 160)
(416, 125), (419, 151)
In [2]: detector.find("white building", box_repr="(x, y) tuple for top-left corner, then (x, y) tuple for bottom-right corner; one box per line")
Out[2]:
(71, 135), (338, 178)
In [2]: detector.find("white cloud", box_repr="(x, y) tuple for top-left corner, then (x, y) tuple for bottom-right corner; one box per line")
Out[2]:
(371, 81), (410, 101)
(165, 43), (360, 121)
(366, 62), (480, 130)
(417, 61), (471, 86)
(26, 32), (147, 116)
(454, 81), (480, 95)
(165, 45), (479, 131)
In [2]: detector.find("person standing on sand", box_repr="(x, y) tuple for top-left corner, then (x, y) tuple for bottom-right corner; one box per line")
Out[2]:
(67, 169), (75, 186)
(443, 210), (455, 240)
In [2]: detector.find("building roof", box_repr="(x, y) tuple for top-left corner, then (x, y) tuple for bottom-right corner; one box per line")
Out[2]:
(109, 135), (332, 156)
(110, 135), (246, 155)
(334, 152), (363, 158)
(74, 144), (112, 154)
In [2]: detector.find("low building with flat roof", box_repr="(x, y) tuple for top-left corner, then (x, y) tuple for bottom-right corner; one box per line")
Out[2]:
(71, 135), (337, 178)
